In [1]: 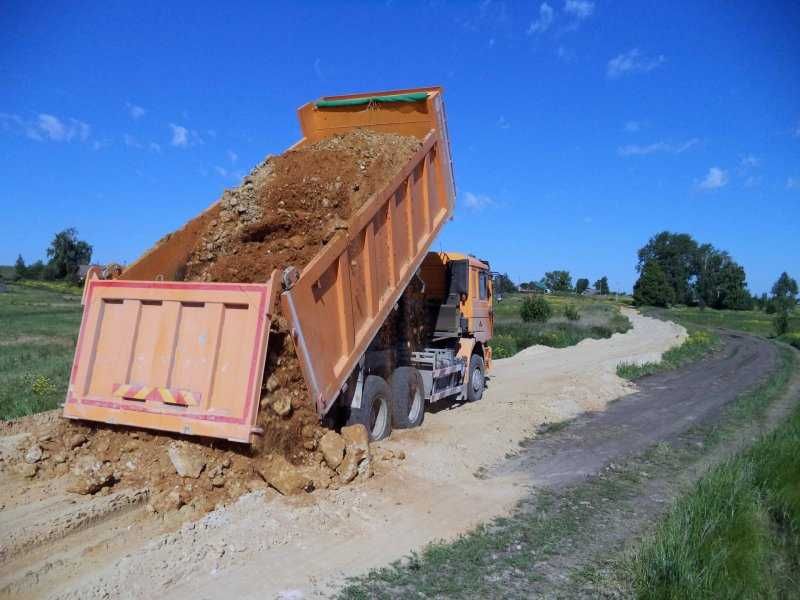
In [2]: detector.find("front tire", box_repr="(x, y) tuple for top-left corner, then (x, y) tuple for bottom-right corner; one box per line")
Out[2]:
(466, 354), (485, 402)
(389, 367), (425, 429)
(346, 375), (393, 441)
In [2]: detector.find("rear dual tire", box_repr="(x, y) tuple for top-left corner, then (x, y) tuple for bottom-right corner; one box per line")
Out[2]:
(389, 367), (425, 429)
(346, 375), (393, 441)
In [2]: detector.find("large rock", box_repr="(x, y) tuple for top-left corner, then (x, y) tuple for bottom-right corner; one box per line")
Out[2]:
(0, 433), (31, 462)
(319, 431), (345, 469)
(167, 443), (206, 478)
(336, 452), (360, 484)
(66, 433), (87, 450)
(67, 454), (114, 494)
(24, 444), (43, 464)
(339, 424), (372, 483)
(270, 390), (292, 417)
(257, 456), (312, 495)
(340, 424), (369, 452)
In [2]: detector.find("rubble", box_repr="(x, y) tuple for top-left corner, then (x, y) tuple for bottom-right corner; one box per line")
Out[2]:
(167, 443), (206, 479)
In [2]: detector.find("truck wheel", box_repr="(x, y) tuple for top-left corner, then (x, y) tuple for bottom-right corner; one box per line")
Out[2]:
(389, 367), (425, 429)
(466, 354), (485, 402)
(347, 375), (393, 441)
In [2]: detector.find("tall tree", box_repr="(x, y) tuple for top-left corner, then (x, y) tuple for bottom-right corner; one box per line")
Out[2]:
(594, 276), (609, 295)
(771, 272), (798, 308)
(695, 247), (752, 309)
(46, 228), (93, 282)
(14, 255), (26, 279)
(633, 261), (674, 307)
(575, 278), (589, 295)
(637, 232), (699, 304)
(493, 273), (517, 294)
(543, 270), (572, 292)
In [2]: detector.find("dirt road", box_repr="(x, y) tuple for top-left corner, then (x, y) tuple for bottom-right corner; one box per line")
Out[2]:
(1, 309), (687, 599)
(502, 331), (779, 488)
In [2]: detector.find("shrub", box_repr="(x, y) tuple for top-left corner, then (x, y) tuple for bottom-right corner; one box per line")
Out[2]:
(774, 310), (790, 336)
(490, 334), (518, 359)
(520, 295), (551, 322)
(564, 304), (580, 321)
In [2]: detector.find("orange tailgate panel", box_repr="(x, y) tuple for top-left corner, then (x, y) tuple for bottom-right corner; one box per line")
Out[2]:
(63, 274), (279, 443)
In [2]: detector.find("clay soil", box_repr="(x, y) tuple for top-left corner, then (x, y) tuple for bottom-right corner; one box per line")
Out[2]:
(1, 129), (421, 517)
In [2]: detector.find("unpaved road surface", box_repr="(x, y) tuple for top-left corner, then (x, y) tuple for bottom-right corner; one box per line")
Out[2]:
(503, 331), (779, 488)
(0, 309), (686, 599)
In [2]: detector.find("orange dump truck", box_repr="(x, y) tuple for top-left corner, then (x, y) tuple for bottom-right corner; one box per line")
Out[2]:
(64, 87), (493, 443)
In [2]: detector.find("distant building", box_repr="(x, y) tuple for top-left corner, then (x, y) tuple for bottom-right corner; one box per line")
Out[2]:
(519, 282), (551, 294)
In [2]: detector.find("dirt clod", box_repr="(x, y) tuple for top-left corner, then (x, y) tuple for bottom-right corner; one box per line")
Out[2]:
(167, 443), (206, 479)
(258, 456), (313, 496)
(319, 431), (345, 469)
(24, 444), (43, 464)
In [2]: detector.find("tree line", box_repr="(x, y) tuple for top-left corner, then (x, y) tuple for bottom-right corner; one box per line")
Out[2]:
(494, 272), (610, 295)
(13, 228), (93, 284)
(631, 231), (795, 312)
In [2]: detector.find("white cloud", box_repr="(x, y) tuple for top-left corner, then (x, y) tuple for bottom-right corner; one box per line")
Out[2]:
(618, 138), (699, 156)
(607, 48), (665, 79)
(463, 192), (494, 211)
(794, 121), (800, 138)
(214, 166), (228, 177)
(126, 102), (146, 119)
(168, 124), (202, 148)
(1, 112), (91, 143)
(37, 114), (90, 142)
(169, 124), (188, 147)
(528, 2), (554, 34)
(564, 0), (594, 19)
(698, 167), (729, 190)
(227, 149), (238, 164)
(497, 116), (510, 130)
(787, 177), (800, 190)
(92, 139), (110, 151)
(149, 142), (162, 153)
(624, 120), (641, 133)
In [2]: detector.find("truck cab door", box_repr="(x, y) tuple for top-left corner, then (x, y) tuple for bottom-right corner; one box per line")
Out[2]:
(469, 267), (492, 342)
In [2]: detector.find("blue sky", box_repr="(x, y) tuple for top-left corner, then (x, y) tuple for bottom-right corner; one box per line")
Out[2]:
(1, 1), (798, 293)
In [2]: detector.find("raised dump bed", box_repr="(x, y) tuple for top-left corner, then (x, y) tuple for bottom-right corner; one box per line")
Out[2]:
(64, 87), (456, 443)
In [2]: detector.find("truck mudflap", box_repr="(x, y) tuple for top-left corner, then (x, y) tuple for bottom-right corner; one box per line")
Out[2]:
(63, 271), (280, 443)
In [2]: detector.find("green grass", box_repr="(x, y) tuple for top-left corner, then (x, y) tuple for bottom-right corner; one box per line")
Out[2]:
(778, 332), (800, 350)
(492, 293), (632, 358)
(0, 283), (82, 419)
(642, 304), (800, 338)
(617, 329), (719, 379)
(15, 278), (83, 294)
(628, 348), (799, 599)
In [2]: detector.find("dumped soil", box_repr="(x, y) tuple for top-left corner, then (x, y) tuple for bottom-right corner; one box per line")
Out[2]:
(3, 129), (421, 517)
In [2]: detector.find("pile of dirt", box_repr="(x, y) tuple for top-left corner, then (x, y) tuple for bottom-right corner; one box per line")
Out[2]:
(4, 128), (422, 517)
(184, 128), (421, 283)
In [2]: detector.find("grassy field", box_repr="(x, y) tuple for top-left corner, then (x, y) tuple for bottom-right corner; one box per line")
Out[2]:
(643, 304), (800, 338)
(0, 283), (82, 419)
(492, 293), (632, 358)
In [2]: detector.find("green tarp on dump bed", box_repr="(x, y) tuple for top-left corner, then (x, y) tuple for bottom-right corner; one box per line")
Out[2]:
(315, 92), (428, 108)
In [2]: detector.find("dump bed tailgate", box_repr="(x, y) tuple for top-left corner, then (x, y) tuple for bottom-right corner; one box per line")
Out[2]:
(63, 273), (279, 443)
